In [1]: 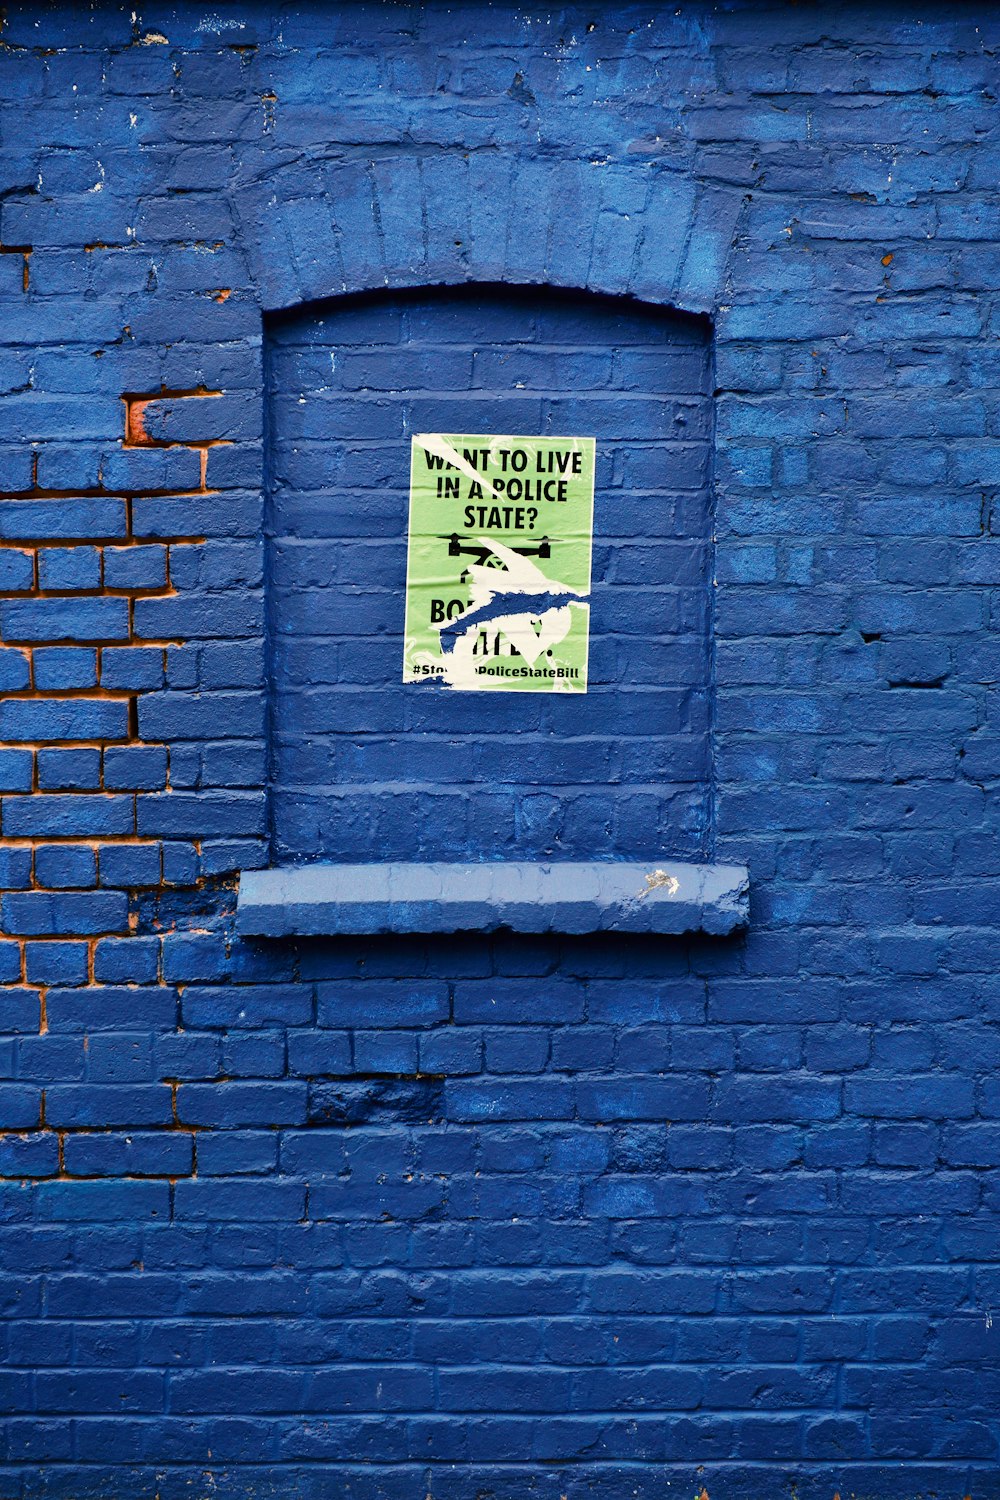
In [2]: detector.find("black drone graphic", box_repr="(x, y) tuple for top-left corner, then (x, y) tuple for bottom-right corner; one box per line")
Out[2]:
(438, 533), (552, 570)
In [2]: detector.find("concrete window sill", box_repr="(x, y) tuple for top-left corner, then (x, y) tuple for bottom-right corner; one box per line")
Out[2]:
(236, 861), (749, 938)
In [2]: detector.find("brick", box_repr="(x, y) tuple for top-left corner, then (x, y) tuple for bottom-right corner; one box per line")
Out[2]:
(0, 597), (129, 642)
(24, 942), (89, 987)
(0, 646), (30, 690)
(0, 1086), (42, 1128)
(97, 843), (161, 887)
(44, 1085), (173, 1128)
(196, 1130), (277, 1176)
(102, 745), (168, 791)
(176, 1082), (308, 1127)
(0, 891), (129, 937)
(315, 980), (449, 1029)
(0, 549), (34, 591)
(92, 937), (160, 985)
(37, 546), (101, 591)
(3, 795), (133, 837)
(32, 647), (99, 691)
(33, 844), (98, 890)
(0, 500), (127, 542)
(62, 1130), (193, 1177)
(0, 698), (128, 741)
(102, 545), (168, 590)
(99, 647), (164, 690)
(35, 1181), (169, 1222)
(99, 446), (202, 492)
(0, 846), (32, 889)
(136, 791), (264, 838)
(0, 749), (32, 792)
(845, 1075), (976, 1120)
(46, 985), (177, 1033)
(0, 1133), (59, 1177)
(181, 984), (312, 1030)
(36, 748), (102, 791)
(0, 990), (40, 1033)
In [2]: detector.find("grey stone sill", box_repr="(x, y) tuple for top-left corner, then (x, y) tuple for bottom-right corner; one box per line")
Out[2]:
(236, 860), (749, 938)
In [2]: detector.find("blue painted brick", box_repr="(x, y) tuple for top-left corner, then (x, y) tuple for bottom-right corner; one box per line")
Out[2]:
(160, 933), (228, 983)
(199, 836), (265, 875)
(45, 984), (177, 1034)
(32, 647), (99, 691)
(0, 646), (30, 690)
(0, 597), (129, 642)
(0, 1133), (59, 1177)
(285, 1030), (352, 1076)
(36, 748), (102, 791)
(177, 1082), (308, 1127)
(3, 794), (133, 837)
(221, 1032), (285, 1077)
(33, 844), (97, 890)
(37, 545), (101, 590)
(62, 1132), (192, 1177)
(97, 843), (161, 887)
(0, 499), (126, 542)
(446, 1079), (573, 1122)
(102, 745), (168, 791)
(99, 445), (202, 493)
(0, 990), (40, 1034)
(33, 441), (103, 491)
(136, 790), (265, 838)
(0, 846), (32, 890)
(0, 548), (34, 590)
(0, 891), (128, 937)
(138, 690), (266, 740)
(0, 942), (23, 984)
(316, 981), (449, 1029)
(161, 841), (200, 883)
(179, 1183), (309, 1237)
(0, 748), (33, 792)
(44, 1084), (172, 1128)
(85, 1032), (153, 1083)
(0, 696), (128, 741)
(92, 937), (160, 985)
(197, 1131), (278, 1176)
(154, 1031), (221, 1079)
(418, 1028), (482, 1075)
(353, 1030), (419, 1074)
(23, 941), (89, 987)
(132, 492), (262, 540)
(0, 1087), (41, 1128)
(102, 544), (167, 590)
(35, 1181), (169, 1222)
(181, 984), (312, 1030)
(99, 646), (164, 690)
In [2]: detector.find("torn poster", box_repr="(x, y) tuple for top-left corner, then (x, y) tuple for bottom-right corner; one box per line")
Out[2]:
(403, 433), (596, 692)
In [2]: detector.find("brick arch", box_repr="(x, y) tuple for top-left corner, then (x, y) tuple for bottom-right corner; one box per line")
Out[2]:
(233, 155), (741, 317)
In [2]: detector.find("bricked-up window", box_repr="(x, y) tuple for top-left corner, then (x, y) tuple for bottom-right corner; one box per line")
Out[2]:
(265, 286), (712, 864)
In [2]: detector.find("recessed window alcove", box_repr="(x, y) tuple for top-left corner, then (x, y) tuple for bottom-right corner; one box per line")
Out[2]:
(239, 284), (745, 936)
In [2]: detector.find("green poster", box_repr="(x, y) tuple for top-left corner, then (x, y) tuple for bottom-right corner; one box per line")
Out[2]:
(403, 433), (595, 693)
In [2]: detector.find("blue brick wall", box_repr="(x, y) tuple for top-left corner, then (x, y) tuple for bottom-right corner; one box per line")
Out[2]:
(0, 3), (999, 1496)
(269, 285), (712, 862)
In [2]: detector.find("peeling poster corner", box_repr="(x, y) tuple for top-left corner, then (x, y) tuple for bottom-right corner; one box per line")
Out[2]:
(403, 433), (596, 692)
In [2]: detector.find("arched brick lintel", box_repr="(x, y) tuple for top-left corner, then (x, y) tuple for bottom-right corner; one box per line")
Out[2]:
(234, 156), (741, 317)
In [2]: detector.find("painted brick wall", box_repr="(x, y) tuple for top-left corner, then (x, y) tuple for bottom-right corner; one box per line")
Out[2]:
(0, 3), (999, 1497)
(269, 285), (712, 863)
